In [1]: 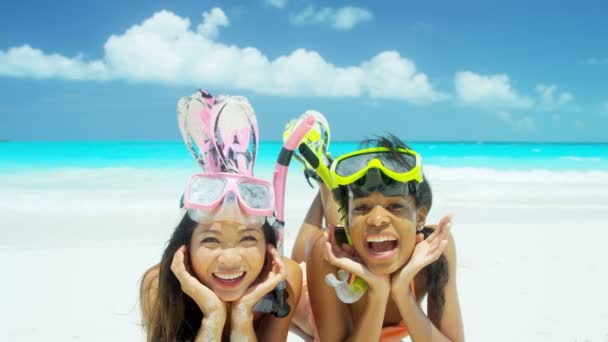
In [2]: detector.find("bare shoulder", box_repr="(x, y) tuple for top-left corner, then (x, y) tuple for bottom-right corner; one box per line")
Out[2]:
(307, 229), (327, 263)
(141, 264), (160, 293)
(283, 258), (303, 297)
(140, 264), (160, 327)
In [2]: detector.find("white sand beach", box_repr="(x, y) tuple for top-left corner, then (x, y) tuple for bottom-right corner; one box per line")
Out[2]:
(1, 166), (608, 341)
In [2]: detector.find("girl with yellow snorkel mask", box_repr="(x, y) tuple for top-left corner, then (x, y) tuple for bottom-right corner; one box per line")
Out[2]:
(292, 130), (464, 342)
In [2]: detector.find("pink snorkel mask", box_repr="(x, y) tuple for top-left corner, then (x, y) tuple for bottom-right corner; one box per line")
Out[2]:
(177, 89), (314, 317)
(177, 90), (314, 251)
(182, 172), (275, 226)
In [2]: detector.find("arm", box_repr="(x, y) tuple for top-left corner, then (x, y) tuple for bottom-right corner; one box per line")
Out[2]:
(291, 191), (324, 263)
(256, 258), (303, 341)
(171, 246), (226, 341)
(306, 232), (351, 341)
(230, 246), (289, 341)
(428, 233), (464, 341)
(392, 217), (464, 342)
(308, 232), (391, 342)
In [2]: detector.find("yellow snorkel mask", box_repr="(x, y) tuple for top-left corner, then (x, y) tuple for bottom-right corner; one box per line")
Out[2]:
(330, 147), (422, 187)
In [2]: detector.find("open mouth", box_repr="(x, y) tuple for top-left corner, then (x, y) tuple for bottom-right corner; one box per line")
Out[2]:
(212, 271), (246, 288)
(366, 235), (398, 257)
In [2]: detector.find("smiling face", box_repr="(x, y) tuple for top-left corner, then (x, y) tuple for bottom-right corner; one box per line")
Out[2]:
(347, 191), (426, 275)
(188, 219), (267, 302)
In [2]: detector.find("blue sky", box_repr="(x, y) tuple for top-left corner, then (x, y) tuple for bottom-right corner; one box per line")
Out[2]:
(1, 0), (607, 142)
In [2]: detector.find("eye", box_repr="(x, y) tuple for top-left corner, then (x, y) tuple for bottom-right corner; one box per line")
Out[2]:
(353, 204), (371, 214)
(387, 203), (404, 211)
(201, 237), (220, 244)
(240, 235), (258, 246)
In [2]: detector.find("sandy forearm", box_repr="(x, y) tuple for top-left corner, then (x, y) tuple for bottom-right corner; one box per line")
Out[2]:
(229, 307), (256, 342)
(194, 314), (226, 342)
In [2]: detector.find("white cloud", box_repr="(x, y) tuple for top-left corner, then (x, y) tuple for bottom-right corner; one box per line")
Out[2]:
(265, 0), (287, 9)
(360, 51), (444, 103)
(454, 71), (534, 109)
(290, 6), (373, 30)
(0, 9), (441, 103)
(535, 84), (573, 110)
(196, 7), (229, 39)
(0, 45), (110, 80)
(454, 72), (576, 115)
(496, 111), (536, 131)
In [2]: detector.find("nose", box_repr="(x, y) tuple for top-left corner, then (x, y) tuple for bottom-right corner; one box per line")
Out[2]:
(366, 205), (390, 227)
(217, 247), (242, 268)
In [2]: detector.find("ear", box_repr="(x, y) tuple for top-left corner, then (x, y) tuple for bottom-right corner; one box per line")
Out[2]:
(415, 206), (428, 231)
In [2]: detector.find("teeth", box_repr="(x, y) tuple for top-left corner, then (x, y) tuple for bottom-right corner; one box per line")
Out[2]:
(366, 235), (397, 243)
(214, 272), (244, 280)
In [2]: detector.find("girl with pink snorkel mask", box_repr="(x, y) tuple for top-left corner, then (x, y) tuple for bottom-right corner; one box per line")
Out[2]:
(140, 90), (313, 341)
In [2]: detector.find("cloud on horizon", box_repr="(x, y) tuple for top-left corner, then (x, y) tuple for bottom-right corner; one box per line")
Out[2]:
(454, 71), (534, 109)
(0, 8), (442, 103)
(496, 111), (536, 131)
(289, 6), (373, 30)
(454, 71), (575, 112)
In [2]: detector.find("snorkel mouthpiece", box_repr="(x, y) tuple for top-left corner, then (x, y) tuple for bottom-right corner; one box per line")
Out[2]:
(325, 270), (367, 304)
(253, 281), (290, 317)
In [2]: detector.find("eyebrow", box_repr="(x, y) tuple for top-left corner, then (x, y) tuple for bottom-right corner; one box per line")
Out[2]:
(198, 226), (262, 235)
(198, 228), (220, 235)
(239, 227), (262, 234)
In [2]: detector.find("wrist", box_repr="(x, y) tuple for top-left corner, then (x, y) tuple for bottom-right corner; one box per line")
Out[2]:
(230, 304), (254, 328)
(390, 267), (417, 296)
(367, 282), (391, 302)
(203, 311), (227, 326)
(196, 314), (226, 342)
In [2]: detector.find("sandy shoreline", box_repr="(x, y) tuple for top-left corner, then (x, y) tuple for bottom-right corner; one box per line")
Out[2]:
(1, 166), (607, 341)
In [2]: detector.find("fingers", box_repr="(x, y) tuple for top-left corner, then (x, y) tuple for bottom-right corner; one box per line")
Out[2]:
(267, 244), (287, 278)
(171, 245), (202, 296)
(323, 240), (370, 280)
(425, 214), (453, 244)
(438, 214), (453, 238)
(244, 263), (286, 305)
(171, 246), (188, 279)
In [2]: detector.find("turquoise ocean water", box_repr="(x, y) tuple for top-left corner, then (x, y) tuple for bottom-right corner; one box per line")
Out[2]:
(0, 141), (607, 172)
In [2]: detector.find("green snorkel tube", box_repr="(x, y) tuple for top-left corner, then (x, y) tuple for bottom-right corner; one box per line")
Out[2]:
(298, 143), (369, 303)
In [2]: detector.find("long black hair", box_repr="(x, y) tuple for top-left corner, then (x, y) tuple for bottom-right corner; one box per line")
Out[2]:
(141, 213), (277, 342)
(333, 133), (449, 318)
